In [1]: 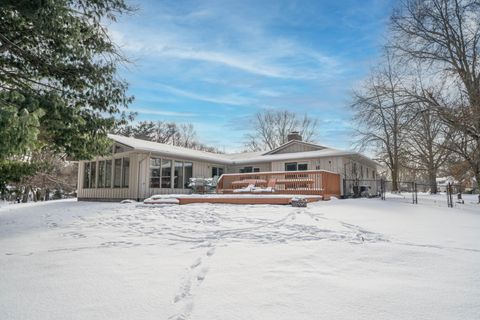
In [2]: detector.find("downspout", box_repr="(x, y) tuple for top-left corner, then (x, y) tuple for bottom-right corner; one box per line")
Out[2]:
(137, 152), (151, 201)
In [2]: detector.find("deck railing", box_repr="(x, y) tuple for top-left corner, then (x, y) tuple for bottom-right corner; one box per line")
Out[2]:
(216, 170), (341, 197)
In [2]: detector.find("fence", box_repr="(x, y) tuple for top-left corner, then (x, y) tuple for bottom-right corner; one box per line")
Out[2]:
(217, 170), (341, 197)
(344, 178), (479, 208)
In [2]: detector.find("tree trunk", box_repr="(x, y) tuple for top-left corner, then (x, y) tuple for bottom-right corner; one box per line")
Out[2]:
(22, 186), (30, 203)
(474, 168), (480, 202)
(428, 167), (437, 194)
(391, 166), (399, 192)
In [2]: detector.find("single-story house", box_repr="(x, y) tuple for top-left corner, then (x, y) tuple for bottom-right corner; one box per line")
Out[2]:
(77, 132), (378, 201)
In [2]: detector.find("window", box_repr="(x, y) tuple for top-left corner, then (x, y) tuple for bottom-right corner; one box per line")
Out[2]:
(150, 157), (161, 188)
(105, 160), (112, 188)
(285, 162), (297, 171)
(240, 166), (253, 173)
(83, 162), (90, 188)
(161, 160), (172, 188)
(114, 158), (122, 188)
(151, 158), (193, 189)
(83, 161), (99, 188)
(184, 162), (193, 188)
(253, 168), (260, 172)
(98, 161), (105, 188)
(285, 162), (308, 171)
(212, 166), (224, 177)
(122, 157), (130, 188)
(90, 162), (96, 188)
(298, 163), (308, 171)
(175, 161), (184, 189)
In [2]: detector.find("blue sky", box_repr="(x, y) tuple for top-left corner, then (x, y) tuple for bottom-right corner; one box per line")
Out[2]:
(110, 0), (395, 152)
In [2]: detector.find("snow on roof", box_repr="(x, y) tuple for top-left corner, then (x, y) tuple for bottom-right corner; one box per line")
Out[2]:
(108, 134), (233, 164)
(222, 151), (265, 160)
(229, 148), (358, 165)
(108, 134), (374, 166)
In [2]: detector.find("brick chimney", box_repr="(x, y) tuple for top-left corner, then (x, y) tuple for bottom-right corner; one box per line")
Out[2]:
(287, 131), (302, 142)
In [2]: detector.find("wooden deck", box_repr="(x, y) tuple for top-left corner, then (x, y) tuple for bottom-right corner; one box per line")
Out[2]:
(216, 170), (341, 197)
(176, 195), (323, 205)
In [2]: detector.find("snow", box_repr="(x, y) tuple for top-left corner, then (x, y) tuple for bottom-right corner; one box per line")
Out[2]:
(108, 134), (371, 166)
(1, 198), (479, 319)
(232, 184), (274, 193)
(144, 196), (180, 204)
(385, 192), (480, 209)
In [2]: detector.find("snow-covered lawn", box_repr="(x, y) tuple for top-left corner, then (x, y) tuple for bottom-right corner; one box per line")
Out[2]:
(1, 198), (479, 319)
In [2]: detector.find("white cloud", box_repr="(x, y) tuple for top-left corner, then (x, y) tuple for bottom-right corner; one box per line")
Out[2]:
(109, 8), (344, 81)
(130, 107), (197, 117)
(150, 83), (256, 107)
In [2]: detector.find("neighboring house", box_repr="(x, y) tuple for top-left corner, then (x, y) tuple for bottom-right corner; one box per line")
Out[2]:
(77, 132), (378, 201)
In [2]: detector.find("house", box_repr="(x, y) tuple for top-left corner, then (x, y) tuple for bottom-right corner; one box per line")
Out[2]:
(77, 132), (378, 201)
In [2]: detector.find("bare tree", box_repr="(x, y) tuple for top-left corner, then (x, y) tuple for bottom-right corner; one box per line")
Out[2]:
(17, 150), (77, 202)
(173, 123), (196, 148)
(114, 121), (223, 153)
(351, 51), (412, 191)
(404, 104), (451, 193)
(391, 0), (480, 191)
(245, 110), (319, 151)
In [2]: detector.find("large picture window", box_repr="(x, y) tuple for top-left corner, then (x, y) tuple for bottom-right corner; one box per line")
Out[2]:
(184, 162), (193, 188)
(150, 157), (161, 188)
(90, 162), (96, 188)
(174, 161), (184, 189)
(98, 161), (105, 188)
(122, 157), (130, 188)
(114, 158), (122, 188)
(150, 158), (193, 189)
(83, 162), (91, 188)
(105, 160), (112, 188)
(161, 160), (172, 188)
(83, 161), (99, 188)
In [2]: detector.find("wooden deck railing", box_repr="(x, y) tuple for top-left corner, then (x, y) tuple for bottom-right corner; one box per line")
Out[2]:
(216, 170), (341, 197)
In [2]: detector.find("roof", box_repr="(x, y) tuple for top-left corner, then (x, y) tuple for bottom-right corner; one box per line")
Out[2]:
(262, 139), (326, 155)
(108, 134), (376, 166)
(109, 134), (233, 164)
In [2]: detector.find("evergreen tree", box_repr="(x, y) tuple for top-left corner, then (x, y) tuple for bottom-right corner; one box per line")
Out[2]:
(0, 0), (134, 191)
(0, 0), (134, 159)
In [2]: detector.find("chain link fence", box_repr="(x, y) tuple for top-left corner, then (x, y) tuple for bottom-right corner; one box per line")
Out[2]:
(343, 178), (479, 208)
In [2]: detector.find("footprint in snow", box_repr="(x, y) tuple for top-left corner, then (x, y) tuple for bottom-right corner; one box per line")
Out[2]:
(190, 257), (202, 269)
(197, 267), (208, 282)
(206, 247), (215, 256)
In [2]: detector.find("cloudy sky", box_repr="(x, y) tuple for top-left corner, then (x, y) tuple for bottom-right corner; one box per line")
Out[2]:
(110, 0), (395, 152)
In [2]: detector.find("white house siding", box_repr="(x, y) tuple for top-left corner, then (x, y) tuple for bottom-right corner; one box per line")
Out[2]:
(271, 159), (314, 171)
(342, 156), (379, 196)
(226, 163), (272, 173)
(192, 161), (226, 178)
